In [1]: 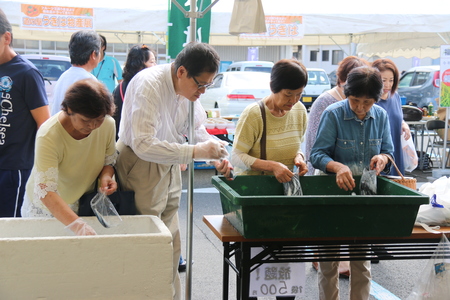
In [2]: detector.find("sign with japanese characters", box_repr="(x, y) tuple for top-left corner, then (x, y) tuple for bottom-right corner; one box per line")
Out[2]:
(249, 248), (306, 297)
(20, 4), (94, 32)
(240, 16), (304, 39)
(440, 45), (450, 107)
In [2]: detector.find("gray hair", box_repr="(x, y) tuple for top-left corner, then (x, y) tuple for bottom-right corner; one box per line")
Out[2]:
(68, 30), (101, 66)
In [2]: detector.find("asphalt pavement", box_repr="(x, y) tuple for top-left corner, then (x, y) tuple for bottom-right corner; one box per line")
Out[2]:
(177, 168), (434, 300)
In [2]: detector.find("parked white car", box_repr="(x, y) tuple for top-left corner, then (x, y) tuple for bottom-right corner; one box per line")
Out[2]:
(200, 71), (271, 117)
(21, 54), (71, 107)
(302, 68), (331, 109)
(225, 61), (274, 73)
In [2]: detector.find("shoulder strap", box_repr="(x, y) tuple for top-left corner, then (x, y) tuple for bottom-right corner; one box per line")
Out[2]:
(258, 100), (267, 160)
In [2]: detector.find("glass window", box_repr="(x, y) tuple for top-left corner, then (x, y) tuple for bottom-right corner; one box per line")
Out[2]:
(14, 39), (25, 48)
(310, 50), (318, 62)
(56, 41), (69, 51)
(243, 67), (272, 73)
(113, 43), (127, 52)
(212, 74), (223, 88)
(322, 50), (329, 62)
(27, 58), (72, 80)
(413, 72), (429, 86)
(332, 50), (344, 65)
(399, 72), (414, 87)
(26, 40), (39, 49)
(307, 70), (330, 85)
(42, 41), (55, 50)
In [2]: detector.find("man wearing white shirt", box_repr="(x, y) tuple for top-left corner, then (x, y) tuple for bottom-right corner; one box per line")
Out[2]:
(50, 30), (100, 116)
(116, 42), (232, 300)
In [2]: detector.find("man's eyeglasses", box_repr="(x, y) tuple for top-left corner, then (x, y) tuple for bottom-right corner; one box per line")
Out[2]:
(192, 76), (213, 90)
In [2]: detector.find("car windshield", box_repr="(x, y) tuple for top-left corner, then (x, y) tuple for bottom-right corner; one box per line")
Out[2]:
(399, 71), (431, 88)
(28, 59), (72, 81)
(225, 73), (270, 88)
(307, 70), (330, 85)
(399, 72), (414, 88)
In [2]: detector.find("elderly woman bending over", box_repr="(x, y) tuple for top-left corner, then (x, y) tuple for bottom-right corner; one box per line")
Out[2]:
(310, 66), (394, 300)
(21, 79), (117, 236)
(231, 59), (309, 182)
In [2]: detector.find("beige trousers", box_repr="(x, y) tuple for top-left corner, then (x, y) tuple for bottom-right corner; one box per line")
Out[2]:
(318, 259), (371, 300)
(116, 141), (182, 300)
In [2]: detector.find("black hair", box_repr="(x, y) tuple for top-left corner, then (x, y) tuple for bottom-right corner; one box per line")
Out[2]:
(270, 59), (308, 93)
(99, 34), (107, 54)
(61, 79), (115, 118)
(344, 66), (383, 102)
(122, 44), (156, 82)
(173, 42), (220, 77)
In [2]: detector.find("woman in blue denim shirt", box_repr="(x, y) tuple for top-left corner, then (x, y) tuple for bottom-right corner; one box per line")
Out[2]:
(310, 66), (394, 300)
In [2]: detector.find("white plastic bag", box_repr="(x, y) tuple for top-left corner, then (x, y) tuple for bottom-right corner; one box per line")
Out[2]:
(416, 177), (450, 226)
(406, 234), (450, 300)
(402, 132), (418, 172)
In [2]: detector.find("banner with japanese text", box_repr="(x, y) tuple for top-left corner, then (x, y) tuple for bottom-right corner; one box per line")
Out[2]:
(20, 4), (94, 32)
(240, 16), (304, 39)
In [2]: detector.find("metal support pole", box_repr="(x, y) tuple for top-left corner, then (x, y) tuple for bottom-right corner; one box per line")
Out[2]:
(186, 0), (197, 297)
(169, 0), (220, 298)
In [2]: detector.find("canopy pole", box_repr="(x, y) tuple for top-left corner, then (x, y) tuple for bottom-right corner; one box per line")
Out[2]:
(186, 0), (196, 299)
(169, 0), (220, 299)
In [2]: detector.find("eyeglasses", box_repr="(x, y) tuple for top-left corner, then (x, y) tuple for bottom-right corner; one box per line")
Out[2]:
(192, 76), (213, 90)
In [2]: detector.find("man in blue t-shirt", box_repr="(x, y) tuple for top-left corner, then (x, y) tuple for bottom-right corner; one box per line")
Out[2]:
(0, 9), (50, 217)
(92, 34), (123, 93)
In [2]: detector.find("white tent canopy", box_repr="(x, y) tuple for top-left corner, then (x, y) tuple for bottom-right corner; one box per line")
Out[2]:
(2, 0), (450, 58)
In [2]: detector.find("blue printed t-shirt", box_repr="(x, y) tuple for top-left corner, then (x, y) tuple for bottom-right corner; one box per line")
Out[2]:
(310, 99), (394, 175)
(0, 55), (48, 170)
(92, 55), (123, 93)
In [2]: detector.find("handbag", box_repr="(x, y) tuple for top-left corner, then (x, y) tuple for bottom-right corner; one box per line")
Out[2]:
(78, 167), (136, 216)
(383, 155), (417, 190)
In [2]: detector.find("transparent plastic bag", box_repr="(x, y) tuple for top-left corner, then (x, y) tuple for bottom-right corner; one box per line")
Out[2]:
(360, 168), (377, 195)
(283, 173), (303, 196)
(90, 191), (122, 228)
(406, 234), (450, 300)
(401, 132), (418, 172)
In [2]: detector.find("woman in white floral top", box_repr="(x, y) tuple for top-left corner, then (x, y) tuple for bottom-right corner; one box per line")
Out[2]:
(21, 79), (117, 236)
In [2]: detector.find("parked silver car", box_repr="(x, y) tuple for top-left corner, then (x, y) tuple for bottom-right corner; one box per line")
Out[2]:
(200, 71), (271, 117)
(398, 65), (440, 109)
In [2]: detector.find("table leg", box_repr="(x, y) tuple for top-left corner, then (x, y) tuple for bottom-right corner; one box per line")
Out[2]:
(223, 242), (230, 300)
(240, 243), (251, 300)
(419, 124), (425, 170)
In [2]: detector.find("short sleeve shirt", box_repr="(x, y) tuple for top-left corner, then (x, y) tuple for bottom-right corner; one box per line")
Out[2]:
(0, 55), (48, 170)
(25, 114), (117, 208)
